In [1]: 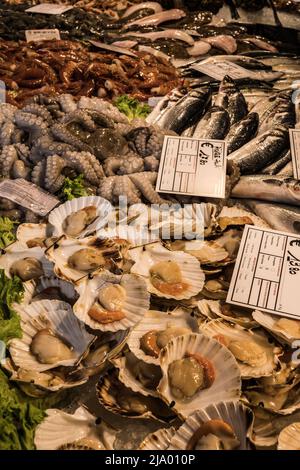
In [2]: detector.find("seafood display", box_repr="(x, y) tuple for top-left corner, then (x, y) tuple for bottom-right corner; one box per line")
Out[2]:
(0, 0), (300, 455)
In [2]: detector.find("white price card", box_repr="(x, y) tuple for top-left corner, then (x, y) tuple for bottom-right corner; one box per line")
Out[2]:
(289, 129), (300, 180)
(227, 225), (300, 320)
(26, 4), (73, 14)
(0, 179), (59, 216)
(191, 59), (252, 81)
(25, 29), (61, 42)
(156, 135), (227, 198)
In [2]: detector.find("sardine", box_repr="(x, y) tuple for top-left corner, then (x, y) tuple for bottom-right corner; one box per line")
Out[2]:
(192, 106), (230, 140)
(243, 199), (300, 234)
(159, 87), (212, 134)
(258, 91), (295, 134)
(227, 126), (289, 174)
(215, 75), (248, 125)
(261, 150), (291, 175)
(226, 112), (259, 154)
(232, 175), (300, 206)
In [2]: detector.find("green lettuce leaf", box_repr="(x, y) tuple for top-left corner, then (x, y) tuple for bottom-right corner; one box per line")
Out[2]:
(0, 270), (24, 343)
(61, 174), (89, 201)
(0, 217), (18, 249)
(115, 95), (151, 120)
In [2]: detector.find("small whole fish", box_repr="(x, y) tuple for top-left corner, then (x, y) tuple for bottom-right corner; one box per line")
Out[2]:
(226, 112), (259, 154)
(192, 106), (230, 140)
(232, 175), (300, 206)
(159, 87), (212, 134)
(258, 91), (295, 134)
(277, 160), (293, 177)
(244, 199), (300, 234)
(227, 126), (289, 174)
(215, 75), (248, 125)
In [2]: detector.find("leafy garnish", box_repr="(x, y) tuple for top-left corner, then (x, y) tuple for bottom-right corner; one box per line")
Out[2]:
(115, 94), (151, 120)
(0, 269), (24, 343)
(0, 217), (18, 249)
(61, 174), (89, 201)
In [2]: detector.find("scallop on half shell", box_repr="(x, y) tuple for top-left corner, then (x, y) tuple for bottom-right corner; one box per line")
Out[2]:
(127, 309), (198, 365)
(253, 310), (300, 346)
(16, 223), (49, 248)
(0, 242), (53, 281)
(278, 422), (300, 450)
(130, 243), (205, 300)
(169, 401), (253, 450)
(198, 299), (257, 329)
(139, 427), (176, 450)
(34, 406), (117, 450)
(10, 299), (95, 372)
(158, 333), (241, 419)
(200, 319), (281, 378)
(46, 236), (128, 282)
(48, 196), (113, 238)
(74, 271), (149, 332)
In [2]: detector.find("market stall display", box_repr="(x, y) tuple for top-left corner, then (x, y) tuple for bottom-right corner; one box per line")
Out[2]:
(0, 0), (300, 452)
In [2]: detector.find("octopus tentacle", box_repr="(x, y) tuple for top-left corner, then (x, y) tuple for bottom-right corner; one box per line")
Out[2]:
(129, 172), (168, 204)
(111, 174), (142, 205)
(0, 121), (15, 146)
(51, 123), (89, 151)
(0, 103), (18, 120)
(80, 151), (105, 180)
(12, 159), (30, 179)
(118, 153), (144, 175)
(44, 155), (66, 193)
(57, 94), (77, 114)
(62, 151), (100, 186)
(77, 96), (128, 124)
(0, 145), (17, 177)
(61, 109), (97, 132)
(31, 160), (46, 187)
(14, 110), (49, 144)
(97, 176), (115, 202)
(144, 155), (159, 171)
(30, 136), (74, 163)
(22, 103), (54, 125)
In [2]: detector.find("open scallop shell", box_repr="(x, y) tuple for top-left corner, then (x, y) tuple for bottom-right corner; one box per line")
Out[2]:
(48, 196), (113, 238)
(97, 371), (176, 422)
(278, 422), (300, 450)
(35, 276), (78, 304)
(16, 223), (49, 248)
(1, 357), (87, 392)
(158, 333), (241, 419)
(73, 271), (149, 332)
(197, 300), (257, 329)
(0, 242), (53, 279)
(200, 319), (280, 378)
(253, 310), (300, 346)
(183, 240), (229, 265)
(139, 427), (176, 450)
(130, 243), (205, 300)
(34, 406), (117, 450)
(128, 309), (198, 365)
(217, 206), (270, 230)
(169, 401), (253, 450)
(46, 235), (127, 282)
(10, 299), (95, 372)
(112, 351), (162, 398)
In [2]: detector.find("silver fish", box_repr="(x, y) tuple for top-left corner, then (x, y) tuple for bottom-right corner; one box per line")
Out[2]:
(192, 106), (230, 140)
(244, 199), (300, 234)
(232, 175), (300, 206)
(258, 91), (295, 134)
(215, 75), (248, 126)
(227, 126), (289, 174)
(226, 112), (259, 154)
(261, 150), (291, 175)
(159, 87), (212, 134)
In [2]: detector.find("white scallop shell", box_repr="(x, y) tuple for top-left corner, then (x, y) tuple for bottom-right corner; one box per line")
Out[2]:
(198, 299), (257, 329)
(10, 299), (95, 372)
(48, 196), (113, 238)
(96, 224), (159, 248)
(34, 406), (116, 450)
(130, 243), (205, 300)
(184, 240), (228, 264)
(253, 310), (300, 346)
(1, 357), (87, 392)
(158, 333), (241, 418)
(218, 206), (270, 229)
(0, 242), (53, 279)
(169, 401), (253, 450)
(128, 309), (198, 365)
(16, 223), (49, 246)
(278, 422), (300, 450)
(200, 319), (280, 378)
(73, 271), (149, 332)
(35, 276), (78, 303)
(112, 351), (161, 398)
(45, 235), (118, 282)
(139, 427), (176, 450)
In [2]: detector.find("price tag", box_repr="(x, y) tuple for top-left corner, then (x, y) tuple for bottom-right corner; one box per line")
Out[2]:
(25, 29), (61, 42)
(0, 179), (59, 216)
(289, 129), (300, 180)
(26, 4), (73, 14)
(191, 59), (252, 80)
(156, 135), (227, 198)
(89, 40), (138, 58)
(227, 225), (300, 320)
